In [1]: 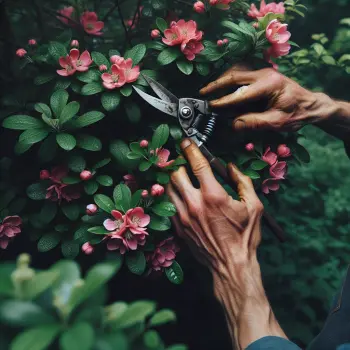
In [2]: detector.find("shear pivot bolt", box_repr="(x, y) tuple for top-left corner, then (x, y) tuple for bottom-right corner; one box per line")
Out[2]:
(181, 106), (192, 118)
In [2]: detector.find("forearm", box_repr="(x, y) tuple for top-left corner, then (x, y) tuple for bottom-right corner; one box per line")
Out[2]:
(212, 256), (287, 349)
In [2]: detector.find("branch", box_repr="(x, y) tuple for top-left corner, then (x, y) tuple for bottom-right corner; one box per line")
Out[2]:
(117, 0), (131, 46)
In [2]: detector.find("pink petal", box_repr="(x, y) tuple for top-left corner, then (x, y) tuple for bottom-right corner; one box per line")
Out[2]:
(76, 66), (89, 72)
(69, 48), (80, 62)
(103, 82), (116, 90)
(111, 210), (123, 220)
(163, 260), (173, 267)
(164, 251), (176, 260)
(3, 216), (22, 226)
(104, 219), (117, 231)
(126, 237), (138, 250)
(101, 73), (113, 83)
(0, 239), (9, 249)
(79, 50), (92, 66)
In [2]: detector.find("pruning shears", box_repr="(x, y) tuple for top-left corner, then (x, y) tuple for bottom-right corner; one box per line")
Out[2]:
(133, 76), (286, 243)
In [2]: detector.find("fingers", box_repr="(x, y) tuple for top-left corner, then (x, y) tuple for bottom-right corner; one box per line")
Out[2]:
(180, 139), (221, 190)
(218, 63), (254, 79)
(209, 82), (268, 108)
(170, 165), (197, 203)
(166, 183), (189, 228)
(200, 71), (256, 95)
(232, 110), (285, 132)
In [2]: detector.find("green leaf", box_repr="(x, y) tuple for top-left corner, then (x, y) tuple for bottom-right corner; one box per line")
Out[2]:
(81, 82), (104, 96)
(156, 17), (168, 32)
(62, 203), (80, 221)
(68, 154), (86, 172)
(61, 241), (80, 259)
(101, 92), (121, 111)
(156, 172), (170, 184)
(94, 194), (115, 213)
(110, 140), (139, 170)
(109, 49), (121, 57)
(243, 169), (260, 179)
(113, 184), (132, 212)
(71, 111), (105, 128)
(126, 251), (146, 275)
(10, 324), (61, 350)
(91, 52), (109, 67)
(251, 160), (268, 171)
(196, 63), (210, 76)
(130, 142), (145, 155)
(125, 103), (141, 123)
(149, 215), (171, 231)
(15, 141), (33, 154)
(157, 48), (182, 65)
(139, 160), (152, 171)
(26, 270), (60, 300)
(38, 202), (57, 224)
(48, 41), (67, 60)
(34, 74), (55, 86)
(88, 226), (109, 235)
(84, 180), (99, 195)
(151, 124), (169, 150)
(144, 330), (162, 349)
(94, 158), (111, 169)
(76, 70), (100, 83)
(0, 300), (55, 328)
(165, 261), (183, 285)
(131, 190), (143, 208)
(176, 60), (193, 75)
(35, 103), (52, 118)
(77, 134), (102, 151)
(124, 44), (147, 65)
(3, 115), (44, 130)
(19, 129), (48, 144)
(152, 0), (167, 10)
(167, 345), (188, 350)
(169, 125), (183, 140)
(293, 143), (310, 163)
(62, 176), (80, 185)
(60, 101), (80, 124)
(37, 232), (61, 252)
(152, 202), (176, 217)
(149, 309), (176, 327)
(38, 135), (57, 162)
(50, 89), (69, 118)
(322, 55), (336, 65)
(60, 322), (94, 350)
(97, 175), (113, 187)
(57, 133), (76, 151)
(27, 183), (47, 200)
(120, 85), (133, 97)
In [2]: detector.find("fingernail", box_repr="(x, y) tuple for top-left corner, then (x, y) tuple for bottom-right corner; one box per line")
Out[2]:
(199, 87), (207, 94)
(181, 138), (192, 149)
(233, 119), (245, 131)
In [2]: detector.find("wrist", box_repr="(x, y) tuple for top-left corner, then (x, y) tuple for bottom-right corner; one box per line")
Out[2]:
(304, 92), (339, 124)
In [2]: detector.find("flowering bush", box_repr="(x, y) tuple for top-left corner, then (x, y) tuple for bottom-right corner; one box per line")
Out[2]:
(1, 0), (315, 284)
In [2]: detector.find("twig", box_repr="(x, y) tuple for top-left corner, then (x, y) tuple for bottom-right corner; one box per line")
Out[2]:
(103, 3), (118, 22)
(42, 7), (81, 27)
(116, 0), (131, 46)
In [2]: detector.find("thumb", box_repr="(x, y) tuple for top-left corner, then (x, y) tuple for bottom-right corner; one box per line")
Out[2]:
(232, 110), (283, 132)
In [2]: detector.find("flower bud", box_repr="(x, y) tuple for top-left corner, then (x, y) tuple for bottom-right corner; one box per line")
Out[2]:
(277, 144), (291, 158)
(194, 1), (206, 13)
(223, 38), (229, 44)
(99, 64), (107, 72)
(252, 22), (259, 28)
(217, 40), (224, 46)
(210, 0), (218, 5)
(71, 40), (79, 47)
(151, 29), (160, 38)
(151, 184), (165, 197)
(16, 48), (27, 57)
(80, 170), (93, 181)
(82, 242), (94, 255)
(245, 143), (255, 152)
(140, 140), (149, 148)
(86, 204), (98, 216)
(28, 39), (37, 46)
(40, 169), (50, 180)
(141, 190), (149, 198)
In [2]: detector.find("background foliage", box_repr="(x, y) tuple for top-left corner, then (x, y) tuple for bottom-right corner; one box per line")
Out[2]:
(0, 0), (350, 349)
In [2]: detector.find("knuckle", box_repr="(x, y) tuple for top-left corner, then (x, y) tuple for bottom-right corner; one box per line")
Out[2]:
(252, 199), (264, 214)
(204, 190), (227, 206)
(193, 160), (209, 175)
(188, 201), (201, 217)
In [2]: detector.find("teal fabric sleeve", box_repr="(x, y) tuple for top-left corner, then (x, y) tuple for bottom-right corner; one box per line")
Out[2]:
(245, 336), (302, 350)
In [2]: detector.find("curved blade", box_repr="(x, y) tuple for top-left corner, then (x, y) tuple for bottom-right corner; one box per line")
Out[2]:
(141, 74), (179, 104)
(133, 86), (177, 118)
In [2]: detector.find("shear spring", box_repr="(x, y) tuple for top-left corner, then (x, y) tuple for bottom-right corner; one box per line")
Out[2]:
(201, 116), (216, 143)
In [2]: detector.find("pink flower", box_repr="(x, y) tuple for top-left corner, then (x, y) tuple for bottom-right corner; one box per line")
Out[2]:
(104, 210), (126, 233)
(217, 40), (224, 46)
(123, 174), (138, 192)
(194, 1), (206, 13)
(101, 64), (126, 89)
(121, 58), (140, 83)
(223, 38), (229, 44)
(151, 184), (165, 197)
(0, 216), (22, 249)
(28, 39), (37, 46)
(141, 190), (149, 198)
(147, 238), (180, 271)
(80, 11), (104, 36)
(277, 144), (291, 158)
(262, 178), (280, 194)
(266, 19), (291, 45)
(156, 148), (175, 168)
(248, 0), (285, 19)
(86, 204), (98, 216)
(125, 6), (144, 29)
(262, 147), (277, 166)
(266, 42), (291, 58)
(40, 170), (50, 180)
(16, 49), (27, 57)
(71, 40), (79, 47)
(57, 6), (75, 25)
(80, 170), (93, 181)
(209, 0), (235, 10)
(125, 207), (150, 234)
(181, 39), (204, 61)
(151, 29), (160, 38)
(82, 242), (94, 255)
(269, 161), (287, 179)
(140, 140), (149, 148)
(57, 49), (92, 76)
(245, 143), (255, 152)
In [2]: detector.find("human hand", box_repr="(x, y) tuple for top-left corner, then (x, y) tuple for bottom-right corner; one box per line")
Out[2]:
(167, 138), (264, 272)
(200, 67), (336, 133)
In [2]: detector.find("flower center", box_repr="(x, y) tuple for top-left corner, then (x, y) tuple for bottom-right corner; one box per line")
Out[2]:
(76, 59), (83, 67)
(115, 219), (123, 230)
(132, 216), (141, 225)
(66, 64), (74, 72)
(87, 23), (94, 30)
(125, 230), (133, 239)
(111, 74), (120, 83)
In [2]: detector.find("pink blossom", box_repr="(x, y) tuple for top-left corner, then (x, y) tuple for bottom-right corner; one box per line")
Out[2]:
(57, 49), (93, 76)
(151, 184), (165, 197)
(125, 6), (144, 29)
(101, 64), (126, 89)
(99, 64), (107, 72)
(262, 178), (280, 194)
(266, 19), (291, 45)
(194, 1), (206, 13)
(110, 55), (125, 65)
(277, 144), (291, 158)
(265, 42), (291, 59)
(80, 11), (104, 36)
(262, 147), (277, 166)
(104, 210), (126, 233)
(86, 204), (98, 216)
(125, 207), (150, 234)
(28, 39), (37, 46)
(156, 148), (175, 168)
(147, 238), (180, 271)
(16, 49), (27, 57)
(217, 40), (224, 46)
(57, 6), (75, 25)
(71, 40), (79, 47)
(82, 242), (94, 255)
(269, 161), (287, 179)
(248, 0), (285, 19)
(0, 216), (22, 249)
(80, 170), (93, 181)
(40, 170), (50, 180)
(121, 58), (140, 83)
(223, 38), (229, 44)
(141, 190), (149, 198)
(245, 143), (254, 152)
(181, 39), (204, 61)
(151, 29), (160, 38)
(140, 140), (149, 148)
(209, 0), (235, 10)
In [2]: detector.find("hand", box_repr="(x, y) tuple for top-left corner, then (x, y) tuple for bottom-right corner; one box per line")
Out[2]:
(200, 67), (337, 133)
(167, 138), (264, 272)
